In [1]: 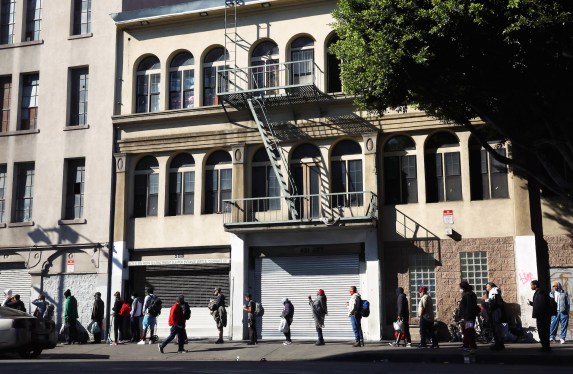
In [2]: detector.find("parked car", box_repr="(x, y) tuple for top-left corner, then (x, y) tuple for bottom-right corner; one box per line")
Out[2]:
(0, 306), (57, 358)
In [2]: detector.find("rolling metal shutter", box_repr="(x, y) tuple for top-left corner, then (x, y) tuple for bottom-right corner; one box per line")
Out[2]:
(255, 255), (360, 341)
(0, 263), (31, 313)
(144, 264), (230, 338)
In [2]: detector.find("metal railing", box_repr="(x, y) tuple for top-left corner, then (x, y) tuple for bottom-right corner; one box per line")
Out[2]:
(222, 191), (377, 226)
(216, 59), (324, 96)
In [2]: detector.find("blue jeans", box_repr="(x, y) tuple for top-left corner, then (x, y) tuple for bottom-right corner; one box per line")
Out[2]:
(550, 312), (569, 340)
(160, 326), (185, 352)
(350, 315), (363, 342)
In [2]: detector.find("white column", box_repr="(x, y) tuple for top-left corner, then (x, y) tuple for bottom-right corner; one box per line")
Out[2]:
(111, 241), (129, 297)
(230, 234), (248, 341)
(514, 235), (539, 340)
(363, 229), (381, 341)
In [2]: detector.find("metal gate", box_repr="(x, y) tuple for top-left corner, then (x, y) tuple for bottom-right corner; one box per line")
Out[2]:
(255, 255), (360, 340)
(0, 263), (31, 312)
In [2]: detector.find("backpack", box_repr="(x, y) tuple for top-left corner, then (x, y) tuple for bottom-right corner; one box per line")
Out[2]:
(148, 296), (162, 317)
(254, 302), (264, 317)
(181, 301), (191, 320)
(361, 299), (370, 318)
(43, 304), (54, 320)
(208, 299), (218, 312)
(119, 302), (131, 317)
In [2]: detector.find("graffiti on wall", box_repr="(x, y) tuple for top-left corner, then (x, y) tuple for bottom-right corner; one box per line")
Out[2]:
(519, 272), (534, 285)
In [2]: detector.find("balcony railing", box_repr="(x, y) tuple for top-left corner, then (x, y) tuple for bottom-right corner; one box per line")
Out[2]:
(216, 59), (324, 96)
(222, 191), (377, 227)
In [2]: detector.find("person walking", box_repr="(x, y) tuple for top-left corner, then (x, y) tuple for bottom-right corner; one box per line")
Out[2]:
(417, 286), (438, 348)
(309, 289), (328, 346)
(158, 295), (187, 354)
(212, 288), (227, 344)
(139, 287), (158, 345)
(243, 293), (257, 345)
(111, 291), (124, 345)
(31, 294), (48, 318)
(528, 280), (553, 352)
(91, 292), (105, 344)
(485, 281), (505, 350)
(347, 286), (363, 347)
(550, 281), (570, 344)
(130, 293), (144, 343)
(281, 297), (294, 345)
(390, 287), (411, 347)
(63, 289), (79, 345)
(459, 280), (478, 352)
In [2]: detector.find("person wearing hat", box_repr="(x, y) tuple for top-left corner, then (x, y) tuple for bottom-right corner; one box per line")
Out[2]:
(280, 297), (294, 345)
(309, 289), (328, 346)
(2, 289), (13, 307)
(459, 280), (478, 352)
(63, 289), (79, 345)
(212, 287), (227, 344)
(91, 292), (105, 343)
(417, 286), (438, 348)
(549, 281), (570, 344)
(158, 295), (187, 354)
(485, 281), (505, 350)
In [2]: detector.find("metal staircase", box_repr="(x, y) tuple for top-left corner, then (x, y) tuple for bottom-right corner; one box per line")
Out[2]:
(224, 0), (243, 69)
(247, 96), (299, 219)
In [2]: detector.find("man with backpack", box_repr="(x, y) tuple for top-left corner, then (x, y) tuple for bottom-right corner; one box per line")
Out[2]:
(211, 287), (227, 344)
(158, 295), (187, 354)
(179, 295), (191, 344)
(243, 293), (257, 345)
(347, 286), (364, 347)
(139, 287), (161, 345)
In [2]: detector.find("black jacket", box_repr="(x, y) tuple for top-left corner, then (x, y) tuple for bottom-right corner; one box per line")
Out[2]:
(460, 291), (478, 321)
(92, 298), (105, 321)
(281, 300), (294, 324)
(532, 288), (552, 319)
(396, 288), (409, 319)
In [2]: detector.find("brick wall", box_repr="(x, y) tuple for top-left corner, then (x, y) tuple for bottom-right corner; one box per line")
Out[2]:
(383, 237), (516, 335)
(546, 235), (573, 267)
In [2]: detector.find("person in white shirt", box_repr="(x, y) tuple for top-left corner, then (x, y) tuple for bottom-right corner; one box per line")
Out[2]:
(347, 286), (363, 347)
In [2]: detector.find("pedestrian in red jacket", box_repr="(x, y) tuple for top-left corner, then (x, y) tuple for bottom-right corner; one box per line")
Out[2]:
(158, 295), (187, 353)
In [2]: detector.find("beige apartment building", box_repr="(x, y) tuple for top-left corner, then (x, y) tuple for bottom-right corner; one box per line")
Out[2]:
(109, 0), (573, 342)
(0, 0), (121, 330)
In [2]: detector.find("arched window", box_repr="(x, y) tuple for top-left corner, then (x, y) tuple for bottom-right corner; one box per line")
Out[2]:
(168, 153), (195, 215)
(134, 156), (159, 217)
(205, 150), (232, 214)
(326, 35), (342, 93)
(469, 136), (509, 200)
(251, 148), (280, 211)
(425, 132), (462, 202)
(202, 47), (228, 106)
(331, 139), (363, 206)
(384, 135), (418, 204)
(290, 36), (314, 85)
(136, 56), (161, 113)
(290, 143), (322, 218)
(169, 52), (195, 109)
(251, 41), (279, 91)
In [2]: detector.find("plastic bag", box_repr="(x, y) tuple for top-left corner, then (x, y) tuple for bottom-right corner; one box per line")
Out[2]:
(278, 317), (290, 333)
(88, 321), (101, 334)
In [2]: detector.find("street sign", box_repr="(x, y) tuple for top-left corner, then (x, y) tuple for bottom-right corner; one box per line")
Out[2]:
(67, 259), (75, 273)
(443, 210), (454, 224)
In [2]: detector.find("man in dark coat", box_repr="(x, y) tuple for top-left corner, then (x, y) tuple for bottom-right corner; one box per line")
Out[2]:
(280, 297), (294, 345)
(390, 287), (411, 346)
(91, 292), (105, 343)
(459, 280), (478, 351)
(6, 294), (26, 312)
(528, 280), (553, 352)
(485, 282), (505, 350)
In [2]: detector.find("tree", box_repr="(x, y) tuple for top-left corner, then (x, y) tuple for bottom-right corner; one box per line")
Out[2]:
(331, 0), (573, 199)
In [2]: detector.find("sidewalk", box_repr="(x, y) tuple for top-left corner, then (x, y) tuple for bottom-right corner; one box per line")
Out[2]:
(25, 339), (573, 366)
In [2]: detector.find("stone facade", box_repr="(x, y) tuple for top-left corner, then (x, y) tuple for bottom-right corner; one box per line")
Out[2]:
(547, 235), (573, 268)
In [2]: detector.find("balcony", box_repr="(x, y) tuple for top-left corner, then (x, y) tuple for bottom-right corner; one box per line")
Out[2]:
(216, 60), (326, 110)
(222, 191), (377, 232)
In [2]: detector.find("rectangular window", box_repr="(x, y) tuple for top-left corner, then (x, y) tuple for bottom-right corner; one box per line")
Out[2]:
(149, 74), (160, 112)
(489, 149), (509, 199)
(426, 152), (461, 202)
(134, 173), (157, 217)
(203, 67), (216, 106)
(13, 162), (34, 222)
(332, 160), (363, 207)
(205, 169), (232, 214)
(20, 73), (39, 130)
(169, 70), (195, 109)
(0, 164), (6, 223)
(409, 254), (437, 315)
(252, 166), (280, 211)
(470, 148), (509, 200)
(25, 0), (41, 41)
(64, 158), (85, 219)
(148, 173), (158, 216)
(385, 155), (418, 204)
(444, 152), (462, 201)
(69, 68), (88, 126)
(0, 0), (16, 44)
(1, 76), (10, 132)
(460, 252), (488, 291)
(168, 171), (194, 215)
(72, 0), (91, 35)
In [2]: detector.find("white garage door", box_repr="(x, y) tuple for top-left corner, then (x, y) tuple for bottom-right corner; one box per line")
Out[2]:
(255, 255), (360, 341)
(0, 263), (31, 313)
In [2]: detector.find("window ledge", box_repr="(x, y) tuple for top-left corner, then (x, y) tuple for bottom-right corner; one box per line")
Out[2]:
(0, 40), (43, 50)
(64, 124), (90, 131)
(0, 129), (40, 137)
(58, 218), (87, 225)
(0, 223), (6, 229)
(7, 221), (35, 228)
(68, 33), (93, 41)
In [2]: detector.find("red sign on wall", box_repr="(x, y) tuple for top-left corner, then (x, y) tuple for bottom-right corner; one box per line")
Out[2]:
(443, 210), (454, 224)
